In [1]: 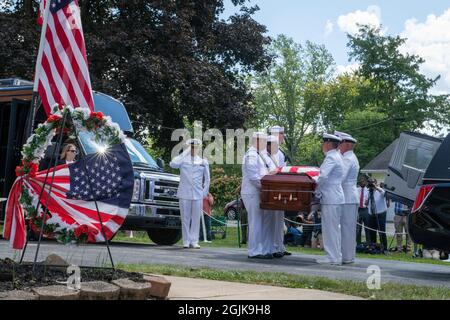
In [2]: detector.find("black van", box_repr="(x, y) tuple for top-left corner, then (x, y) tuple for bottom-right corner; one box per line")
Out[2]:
(0, 78), (182, 245)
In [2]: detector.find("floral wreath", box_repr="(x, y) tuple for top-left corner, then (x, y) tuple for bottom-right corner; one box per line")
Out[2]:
(15, 104), (127, 244)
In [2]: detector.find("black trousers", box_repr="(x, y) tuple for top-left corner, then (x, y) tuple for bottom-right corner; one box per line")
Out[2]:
(356, 207), (370, 245)
(367, 211), (387, 250)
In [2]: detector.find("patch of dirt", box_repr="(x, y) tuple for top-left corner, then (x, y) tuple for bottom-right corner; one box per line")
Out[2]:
(0, 258), (144, 292)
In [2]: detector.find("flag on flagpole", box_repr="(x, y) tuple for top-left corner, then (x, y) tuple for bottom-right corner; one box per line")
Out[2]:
(35, 0), (95, 114)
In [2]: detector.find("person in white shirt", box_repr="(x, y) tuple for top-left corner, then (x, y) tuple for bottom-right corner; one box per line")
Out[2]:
(241, 132), (273, 259)
(315, 133), (345, 265)
(356, 178), (370, 245)
(169, 139), (210, 249)
(335, 131), (360, 264)
(366, 179), (388, 252)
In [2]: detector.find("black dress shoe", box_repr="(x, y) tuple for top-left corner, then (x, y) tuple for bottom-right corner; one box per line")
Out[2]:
(249, 254), (273, 259)
(273, 252), (284, 258)
(283, 251), (292, 256)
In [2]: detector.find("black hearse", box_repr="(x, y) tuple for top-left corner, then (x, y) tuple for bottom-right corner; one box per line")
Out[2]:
(0, 78), (182, 245)
(384, 131), (449, 251)
(409, 134), (450, 251)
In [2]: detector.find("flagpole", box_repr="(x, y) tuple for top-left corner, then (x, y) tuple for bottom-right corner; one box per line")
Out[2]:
(26, 0), (51, 138)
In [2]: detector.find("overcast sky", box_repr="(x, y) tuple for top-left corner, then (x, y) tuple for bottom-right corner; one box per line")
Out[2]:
(223, 0), (450, 95)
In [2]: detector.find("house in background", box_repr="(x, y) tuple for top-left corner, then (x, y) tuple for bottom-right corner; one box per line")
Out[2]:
(361, 139), (399, 221)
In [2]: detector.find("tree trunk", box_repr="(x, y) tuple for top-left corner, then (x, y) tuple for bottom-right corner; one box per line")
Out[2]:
(23, 0), (34, 17)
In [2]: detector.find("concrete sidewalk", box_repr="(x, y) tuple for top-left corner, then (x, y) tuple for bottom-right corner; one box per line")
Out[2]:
(164, 275), (363, 300)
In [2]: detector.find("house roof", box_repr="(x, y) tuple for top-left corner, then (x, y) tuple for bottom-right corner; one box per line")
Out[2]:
(361, 139), (399, 173)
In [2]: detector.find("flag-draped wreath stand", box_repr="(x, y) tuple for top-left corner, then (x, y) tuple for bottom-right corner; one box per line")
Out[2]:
(3, 104), (130, 272)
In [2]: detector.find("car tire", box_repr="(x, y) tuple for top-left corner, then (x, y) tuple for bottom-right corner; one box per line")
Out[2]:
(147, 228), (182, 246)
(226, 208), (237, 221)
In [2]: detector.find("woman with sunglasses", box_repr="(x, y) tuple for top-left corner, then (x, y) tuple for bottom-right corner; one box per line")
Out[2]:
(59, 143), (78, 165)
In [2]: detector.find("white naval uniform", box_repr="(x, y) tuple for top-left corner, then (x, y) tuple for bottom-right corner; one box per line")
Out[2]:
(241, 147), (272, 257)
(264, 151), (285, 254)
(170, 151), (210, 247)
(277, 149), (286, 167)
(341, 150), (360, 263)
(316, 149), (345, 264)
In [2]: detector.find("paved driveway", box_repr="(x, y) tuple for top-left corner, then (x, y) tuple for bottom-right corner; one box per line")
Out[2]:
(1, 240), (449, 288)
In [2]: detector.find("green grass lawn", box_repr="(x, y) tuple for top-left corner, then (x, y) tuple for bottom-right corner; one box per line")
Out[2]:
(118, 263), (450, 300)
(113, 223), (450, 266)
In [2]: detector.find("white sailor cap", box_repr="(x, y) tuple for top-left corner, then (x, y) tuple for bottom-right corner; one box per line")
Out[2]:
(334, 131), (357, 143)
(267, 135), (279, 143)
(186, 138), (202, 146)
(322, 133), (342, 143)
(252, 132), (267, 139)
(270, 126), (285, 134)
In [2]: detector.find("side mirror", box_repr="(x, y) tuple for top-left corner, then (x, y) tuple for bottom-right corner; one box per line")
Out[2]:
(156, 158), (165, 169)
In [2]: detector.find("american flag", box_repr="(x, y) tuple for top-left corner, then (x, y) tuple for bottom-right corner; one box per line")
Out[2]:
(4, 144), (134, 249)
(36, 0), (94, 114)
(277, 166), (320, 180)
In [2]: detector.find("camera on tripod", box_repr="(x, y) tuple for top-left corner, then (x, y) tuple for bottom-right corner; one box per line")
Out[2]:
(363, 174), (377, 190)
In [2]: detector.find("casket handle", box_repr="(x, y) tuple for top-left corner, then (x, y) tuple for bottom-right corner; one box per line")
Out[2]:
(289, 194), (293, 201)
(278, 193), (281, 201)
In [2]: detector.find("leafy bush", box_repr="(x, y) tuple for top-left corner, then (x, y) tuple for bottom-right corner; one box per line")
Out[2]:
(209, 167), (241, 209)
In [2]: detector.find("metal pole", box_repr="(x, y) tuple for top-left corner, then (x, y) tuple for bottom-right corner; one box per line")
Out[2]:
(27, 0), (50, 138)
(200, 211), (208, 243)
(32, 109), (69, 272)
(236, 193), (241, 248)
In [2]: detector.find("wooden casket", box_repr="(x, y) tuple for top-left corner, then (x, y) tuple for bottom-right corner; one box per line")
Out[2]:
(260, 167), (318, 212)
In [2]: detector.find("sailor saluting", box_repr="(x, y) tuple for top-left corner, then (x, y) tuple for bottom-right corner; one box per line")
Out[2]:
(170, 139), (210, 249)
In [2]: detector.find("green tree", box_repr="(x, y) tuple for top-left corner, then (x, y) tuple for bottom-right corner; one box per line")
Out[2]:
(347, 25), (450, 137)
(339, 110), (395, 167)
(0, 0), (271, 158)
(251, 35), (335, 162)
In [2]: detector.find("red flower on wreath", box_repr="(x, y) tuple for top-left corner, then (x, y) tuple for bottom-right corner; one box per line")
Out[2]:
(74, 224), (99, 242)
(15, 166), (24, 177)
(28, 219), (40, 234)
(90, 111), (104, 121)
(47, 114), (62, 123)
(15, 162), (39, 177)
(74, 224), (89, 238)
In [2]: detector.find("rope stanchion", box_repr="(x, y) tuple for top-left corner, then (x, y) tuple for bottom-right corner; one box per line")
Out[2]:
(284, 217), (321, 226)
(283, 217), (408, 235)
(208, 214), (248, 226)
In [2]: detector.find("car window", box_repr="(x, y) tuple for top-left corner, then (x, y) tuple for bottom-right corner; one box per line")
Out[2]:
(404, 139), (435, 171)
(78, 132), (159, 170)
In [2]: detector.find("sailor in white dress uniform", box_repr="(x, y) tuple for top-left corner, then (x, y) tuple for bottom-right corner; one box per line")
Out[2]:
(269, 126), (287, 166)
(315, 133), (345, 265)
(169, 139), (210, 249)
(335, 131), (360, 264)
(241, 132), (273, 259)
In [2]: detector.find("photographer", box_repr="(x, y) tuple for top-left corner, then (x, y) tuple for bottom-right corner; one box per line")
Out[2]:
(366, 178), (388, 252)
